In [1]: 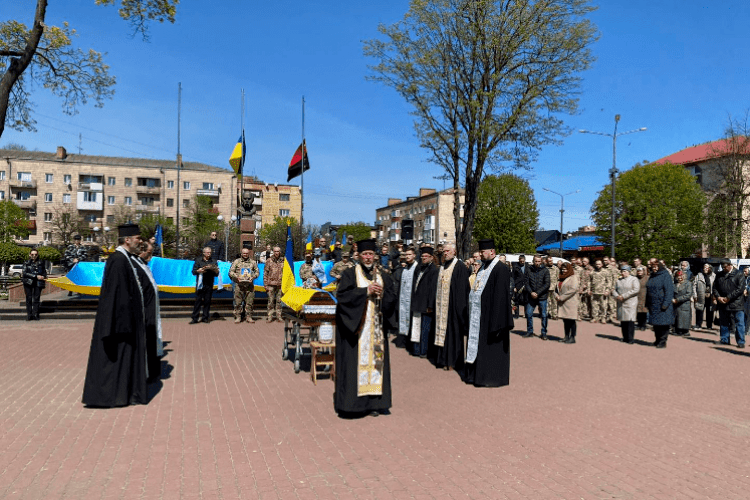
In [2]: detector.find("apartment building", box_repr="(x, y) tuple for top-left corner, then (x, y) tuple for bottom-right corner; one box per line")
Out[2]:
(375, 188), (465, 245)
(1, 146), (235, 246)
(237, 178), (302, 247)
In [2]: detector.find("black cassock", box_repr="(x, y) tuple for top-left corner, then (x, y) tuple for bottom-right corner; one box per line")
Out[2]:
(464, 260), (514, 387)
(431, 259), (470, 370)
(82, 250), (149, 407)
(133, 259), (161, 383)
(335, 264), (396, 414)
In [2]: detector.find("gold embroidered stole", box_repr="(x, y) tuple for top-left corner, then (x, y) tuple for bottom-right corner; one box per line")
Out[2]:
(355, 265), (385, 397)
(434, 259), (458, 347)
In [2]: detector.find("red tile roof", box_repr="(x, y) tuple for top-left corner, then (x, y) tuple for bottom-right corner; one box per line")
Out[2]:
(655, 138), (746, 165)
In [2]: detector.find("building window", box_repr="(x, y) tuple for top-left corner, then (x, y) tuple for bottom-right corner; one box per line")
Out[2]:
(279, 194), (290, 202)
(166, 198), (174, 207)
(202, 182), (214, 190)
(44, 212), (53, 222)
(43, 232), (52, 241)
(44, 193), (52, 202)
(183, 199), (189, 208)
(167, 180), (174, 189)
(17, 172), (32, 181)
(183, 181), (190, 190)
(125, 177), (132, 187)
(64, 174), (71, 184)
(84, 234), (94, 242)
(63, 193), (71, 204)
(0, 171), (5, 180)
(279, 209), (290, 217)
(125, 196), (132, 205)
(0, 191), (4, 200)
(108, 196), (115, 205)
(46, 173), (54, 183)
(83, 214), (97, 222)
(106, 215), (114, 223)
(108, 177), (116, 186)
(83, 192), (96, 203)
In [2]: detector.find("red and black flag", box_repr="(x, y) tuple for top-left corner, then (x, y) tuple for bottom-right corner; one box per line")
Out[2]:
(287, 140), (310, 182)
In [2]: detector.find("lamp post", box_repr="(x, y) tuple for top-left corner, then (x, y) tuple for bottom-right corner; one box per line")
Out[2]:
(580, 115), (647, 258)
(217, 215), (238, 261)
(543, 188), (579, 257)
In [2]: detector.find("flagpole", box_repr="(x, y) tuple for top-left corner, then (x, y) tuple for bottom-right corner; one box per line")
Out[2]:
(300, 95), (305, 229)
(175, 82), (182, 258)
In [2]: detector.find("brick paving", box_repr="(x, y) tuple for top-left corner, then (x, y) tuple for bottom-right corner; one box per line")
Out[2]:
(1, 315), (749, 499)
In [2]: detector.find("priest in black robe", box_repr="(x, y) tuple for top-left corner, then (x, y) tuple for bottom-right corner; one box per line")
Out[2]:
(430, 243), (469, 370)
(463, 239), (514, 387)
(82, 224), (150, 407)
(335, 239), (397, 417)
(409, 246), (438, 358)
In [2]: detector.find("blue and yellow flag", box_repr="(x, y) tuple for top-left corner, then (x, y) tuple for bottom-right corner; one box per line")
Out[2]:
(281, 223), (295, 294)
(229, 131), (246, 180)
(154, 225), (163, 256)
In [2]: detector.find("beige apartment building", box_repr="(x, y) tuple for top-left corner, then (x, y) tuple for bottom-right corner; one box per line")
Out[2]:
(1, 146), (236, 246)
(237, 178), (302, 247)
(375, 187), (465, 245)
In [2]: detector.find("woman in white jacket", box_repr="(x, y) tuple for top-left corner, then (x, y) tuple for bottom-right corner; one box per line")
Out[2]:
(613, 265), (640, 344)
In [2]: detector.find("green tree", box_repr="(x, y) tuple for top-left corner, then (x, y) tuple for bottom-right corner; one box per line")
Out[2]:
(137, 213), (176, 257)
(337, 222), (372, 244)
(49, 205), (86, 246)
(0, 0), (178, 140)
(590, 162), (706, 263)
(259, 217), (306, 261)
(181, 195), (224, 258)
(0, 241), (27, 270)
(473, 174), (538, 253)
(37, 245), (61, 263)
(364, 0), (598, 258)
(0, 199), (31, 242)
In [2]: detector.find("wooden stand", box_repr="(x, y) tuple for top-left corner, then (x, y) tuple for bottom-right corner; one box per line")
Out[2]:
(310, 341), (335, 385)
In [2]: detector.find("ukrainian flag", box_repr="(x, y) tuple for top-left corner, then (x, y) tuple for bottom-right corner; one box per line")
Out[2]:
(281, 223), (295, 294)
(229, 131), (246, 180)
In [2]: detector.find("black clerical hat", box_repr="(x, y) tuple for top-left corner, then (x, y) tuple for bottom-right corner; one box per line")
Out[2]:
(118, 223), (140, 237)
(420, 246), (434, 255)
(357, 239), (377, 253)
(478, 238), (495, 251)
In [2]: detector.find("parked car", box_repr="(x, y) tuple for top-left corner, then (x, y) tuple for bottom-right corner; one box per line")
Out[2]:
(8, 264), (23, 278)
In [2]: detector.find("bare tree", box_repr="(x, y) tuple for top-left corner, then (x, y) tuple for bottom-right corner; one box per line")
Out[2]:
(49, 205), (86, 247)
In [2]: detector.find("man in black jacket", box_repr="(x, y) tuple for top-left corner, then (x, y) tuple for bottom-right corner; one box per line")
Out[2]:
(22, 249), (47, 321)
(512, 254), (530, 319)
(205, 231), (225, 262)
(523, 255), (551, 339)
(712, 258), (745, 348)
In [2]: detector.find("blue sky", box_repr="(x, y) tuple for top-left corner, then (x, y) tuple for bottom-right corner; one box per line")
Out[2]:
(3, 1), (750, 231)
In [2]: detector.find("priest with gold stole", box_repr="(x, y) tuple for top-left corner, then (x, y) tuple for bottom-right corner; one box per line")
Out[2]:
(463, 238), (514, 387)
(430, 243), (470, 371)
(335, 239), (396, 417)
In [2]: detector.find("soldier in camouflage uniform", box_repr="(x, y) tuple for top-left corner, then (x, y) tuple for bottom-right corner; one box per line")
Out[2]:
(64, 235), (89, 271)
(546, 256), (560, 320)
(299, 251), (317, 288)
(330, 253), (354, 284)
(590, 259), (609, 323)
(577, 257), (593, 320)
(604, 256), (619, 323)
(229, 247), (260, 323)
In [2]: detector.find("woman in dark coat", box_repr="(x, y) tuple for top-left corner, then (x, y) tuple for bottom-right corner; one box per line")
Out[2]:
(672, 271), (693, 336)
(646, 259), (674, 348)
(22, 249), (47, 321)
(635, 266), (649, 330)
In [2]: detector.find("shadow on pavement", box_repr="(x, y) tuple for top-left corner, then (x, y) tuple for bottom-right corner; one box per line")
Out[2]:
(681, 336), (720, 345)
(595, 333), (653, 347)
(713, 346), (750, 357)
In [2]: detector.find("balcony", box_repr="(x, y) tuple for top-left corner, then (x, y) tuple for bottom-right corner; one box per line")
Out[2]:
(9, 179), (37, 189)
(135, 204), (160, 213)
(136, 185), (161, 195)
(12, 199), (36, 210)
(197, 188), (220, 197)
(78, 182), (103, 191)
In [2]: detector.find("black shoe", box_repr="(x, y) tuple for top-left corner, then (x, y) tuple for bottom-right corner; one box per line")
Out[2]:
(201, 318), (210, 324)
(540, 334), (548, 341)
(738, 343), (745, 349)
(189, 320), (199, 324)
(522, 332), (534, 338)
(656, 343), (667, 349)
(564, 336), (576, 344)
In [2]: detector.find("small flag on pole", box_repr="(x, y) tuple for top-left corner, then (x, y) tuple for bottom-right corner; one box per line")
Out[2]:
(229, 131), (246, 180)
(281, 223), (295, 293)
(154, 225), (163, 256)
(287, 140), (310, 182)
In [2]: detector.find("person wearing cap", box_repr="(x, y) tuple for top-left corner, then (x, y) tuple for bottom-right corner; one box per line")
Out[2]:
(299, 250), (316, 288)
(431, 243), (469, 370)
(263, 246), (285, 322)
(190, 247), (220, 324)
(464, 238), (514, 387)
(646, 258), (675, 349)
(330, 252), (354, 286)
(229, 246), (260, 323)
(64, 234), (89, 271)
(712, 258), (745, 348)
(334, 238), (396, 417)
(409, 246), (439, 358)
(613, 265), (640, 343)
(82, 224), (151, 407)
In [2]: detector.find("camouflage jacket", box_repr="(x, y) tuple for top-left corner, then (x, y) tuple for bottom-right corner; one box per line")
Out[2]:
(64, 244), (88, 270)
(330, 260), (353, 280)
(263, 256), (284, 287)
(590, 268), (609, 294)
(547, 264), (560, 290)
(229, 257), (259, 287)
(299, 262), (314, 281)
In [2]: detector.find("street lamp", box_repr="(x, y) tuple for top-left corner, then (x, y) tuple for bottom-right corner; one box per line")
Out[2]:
(217, 215), (238, 261)
(543, 188), (579, 257)
(580, 115), (647, 258)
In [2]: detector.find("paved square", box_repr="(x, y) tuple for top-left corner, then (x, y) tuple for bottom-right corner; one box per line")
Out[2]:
(1, 316), (749, 499)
